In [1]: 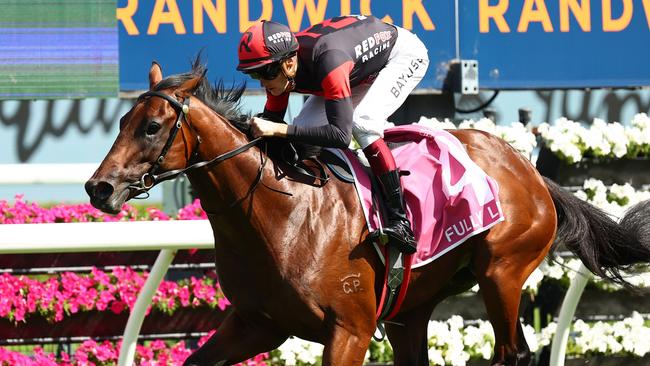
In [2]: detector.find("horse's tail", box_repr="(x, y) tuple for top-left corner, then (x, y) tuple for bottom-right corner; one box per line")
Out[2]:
(544, 177), (650, 288)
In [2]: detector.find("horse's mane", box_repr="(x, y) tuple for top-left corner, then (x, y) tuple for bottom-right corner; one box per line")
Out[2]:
(154, 56), (252, 134)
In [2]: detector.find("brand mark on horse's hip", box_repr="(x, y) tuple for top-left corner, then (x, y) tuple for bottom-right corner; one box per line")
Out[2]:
(340, 273), (363, 294)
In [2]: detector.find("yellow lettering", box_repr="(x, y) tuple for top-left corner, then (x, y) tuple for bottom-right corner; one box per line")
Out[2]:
(117, 0), (139, 35)
(360, 0), (393, 23)
(518, 0), (553, 32)
(360, 0), (371, 15)
(283, 0), (328, 32)
(239, 0), (273, 32)
(341, 0), (351, 15)
(479, 0), (510, 33)
(403, 0), (435, 30)
(602, 0), (633, 32)
(643, 0), (650, 28)
(148, 0), (186, 35)
(194, 0), (226, 34)
(560, 0), (591, 31)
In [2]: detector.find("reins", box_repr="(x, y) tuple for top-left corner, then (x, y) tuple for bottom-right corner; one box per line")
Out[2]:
(127, 91), (262, 197)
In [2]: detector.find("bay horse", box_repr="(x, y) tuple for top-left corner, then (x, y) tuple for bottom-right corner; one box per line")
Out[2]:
(85, 60), (650, 366)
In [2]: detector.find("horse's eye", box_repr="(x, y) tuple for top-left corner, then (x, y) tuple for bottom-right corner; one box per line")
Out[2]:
(146, 122), (161, 135)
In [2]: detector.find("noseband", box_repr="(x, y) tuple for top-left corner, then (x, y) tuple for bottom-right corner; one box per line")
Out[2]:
(128, 90), (262, 196)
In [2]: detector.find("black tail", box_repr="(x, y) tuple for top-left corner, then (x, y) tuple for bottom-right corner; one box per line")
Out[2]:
(544, 177), (650, 288)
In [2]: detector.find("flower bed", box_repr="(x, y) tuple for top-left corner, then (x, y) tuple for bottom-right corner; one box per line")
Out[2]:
(537, 113), (650, 164)
(0, 333), (269, 366)
(0, 267), (229, 325)
(0, 195), (206, 225)
(535, 113), (650, 186)
(3, 314), (649, 365)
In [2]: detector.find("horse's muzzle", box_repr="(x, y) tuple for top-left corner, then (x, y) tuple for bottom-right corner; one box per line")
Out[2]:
(85, 179), (123, 214)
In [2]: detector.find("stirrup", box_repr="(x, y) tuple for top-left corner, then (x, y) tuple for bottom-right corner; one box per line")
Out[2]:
(368, 227), (417, 254)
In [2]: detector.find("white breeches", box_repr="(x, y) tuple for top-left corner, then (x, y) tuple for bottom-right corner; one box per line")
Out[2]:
(291, 26), (429, 149)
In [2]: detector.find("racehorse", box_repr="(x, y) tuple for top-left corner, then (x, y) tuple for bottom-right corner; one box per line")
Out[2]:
(85, 59), (650, 366)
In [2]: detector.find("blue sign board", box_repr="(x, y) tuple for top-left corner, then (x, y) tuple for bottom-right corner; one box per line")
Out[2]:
(118, 0), (650, 91)
(458, 0), (650, 89)
(117, 0), (454, 91)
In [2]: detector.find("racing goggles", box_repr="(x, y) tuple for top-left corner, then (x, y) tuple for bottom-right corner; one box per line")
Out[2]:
(246, 62), (282, 80)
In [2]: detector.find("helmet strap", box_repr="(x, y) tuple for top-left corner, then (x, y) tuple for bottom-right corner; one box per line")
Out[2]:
(281, 60), (296, 92)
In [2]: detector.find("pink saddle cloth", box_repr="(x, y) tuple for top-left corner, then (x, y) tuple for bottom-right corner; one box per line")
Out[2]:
(336, 125), (505, 269)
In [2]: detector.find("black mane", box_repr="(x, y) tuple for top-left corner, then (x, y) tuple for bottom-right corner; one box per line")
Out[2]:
(154, 56), (251, 133)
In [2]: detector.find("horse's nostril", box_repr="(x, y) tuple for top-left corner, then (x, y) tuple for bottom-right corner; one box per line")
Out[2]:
(95, 181), (115, 201)
(85, 180), (114, 201)
(84, 181), (94, 197)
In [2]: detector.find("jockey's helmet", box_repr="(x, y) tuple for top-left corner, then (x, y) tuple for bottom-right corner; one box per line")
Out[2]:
(237, 21), (299, 72)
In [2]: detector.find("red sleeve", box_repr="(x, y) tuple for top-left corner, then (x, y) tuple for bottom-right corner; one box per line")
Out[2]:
(321, 61), (354, 100)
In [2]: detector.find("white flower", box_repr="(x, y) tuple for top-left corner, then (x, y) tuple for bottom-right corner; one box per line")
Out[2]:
(276, 337), (323, 365)
(631, 112), (650, 130)
(601, 122), (629, 157)
(458, 119), (474, 129)
(497, 122), (537, 157)
(417, 116), (457, 130)
(428, 347), (445, 365)
(573, 190), (588, 201)
(522, 324), (540, 352)
(626, 127), (646, 145)
(609, 183), (635, 202)
(448, 315), (465, 331)
(539, 259), (566, 280)
(523, 268), (545, 295)
(472, 118), (498, 134)
(583, 178), (607, 197)
(538, 322), (556, 347)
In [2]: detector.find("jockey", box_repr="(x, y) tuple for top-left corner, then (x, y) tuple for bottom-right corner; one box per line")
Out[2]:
(237, 15), (429, 254)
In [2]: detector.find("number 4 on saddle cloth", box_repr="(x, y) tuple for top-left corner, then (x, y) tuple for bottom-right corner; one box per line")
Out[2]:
(324, 124), (505, 322)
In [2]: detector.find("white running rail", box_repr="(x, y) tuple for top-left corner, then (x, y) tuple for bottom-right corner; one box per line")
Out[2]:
(0, 163), (98, 184)
(0, 219), (214, 366)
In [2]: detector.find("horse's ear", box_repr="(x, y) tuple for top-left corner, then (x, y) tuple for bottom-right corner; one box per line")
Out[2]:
(176, 75), (203, 96)
(149, 61), (163, 90)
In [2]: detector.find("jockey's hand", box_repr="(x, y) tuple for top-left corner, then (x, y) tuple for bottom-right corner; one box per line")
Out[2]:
(250, 117), (288, 138)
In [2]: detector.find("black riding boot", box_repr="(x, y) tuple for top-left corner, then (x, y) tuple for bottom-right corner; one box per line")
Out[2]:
(376, 169), (417, 254)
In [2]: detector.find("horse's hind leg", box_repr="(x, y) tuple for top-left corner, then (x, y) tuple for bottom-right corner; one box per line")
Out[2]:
(473, 235), (551, 365)
(183, 310), (287, 366)
(475, 268), (532, 365)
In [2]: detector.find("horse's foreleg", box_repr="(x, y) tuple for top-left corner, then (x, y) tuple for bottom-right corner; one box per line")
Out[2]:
(321, 323), (374, 366)
(183, 311), (287, 366)
(386, 301), (436, 366)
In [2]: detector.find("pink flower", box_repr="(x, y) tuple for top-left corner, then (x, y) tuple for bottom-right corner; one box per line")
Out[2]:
(0, 196), (206, 225)
(109, 301), (126, 314)
(217, 297), (231, 311)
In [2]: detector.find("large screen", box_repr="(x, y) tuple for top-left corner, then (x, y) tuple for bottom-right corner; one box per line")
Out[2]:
(0, 0), (118, 99)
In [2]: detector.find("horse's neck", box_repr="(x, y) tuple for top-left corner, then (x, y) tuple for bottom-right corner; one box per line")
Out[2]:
(187, 106), (293, 245)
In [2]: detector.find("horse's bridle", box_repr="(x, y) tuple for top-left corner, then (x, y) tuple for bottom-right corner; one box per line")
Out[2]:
(127, 90), (262, 197)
